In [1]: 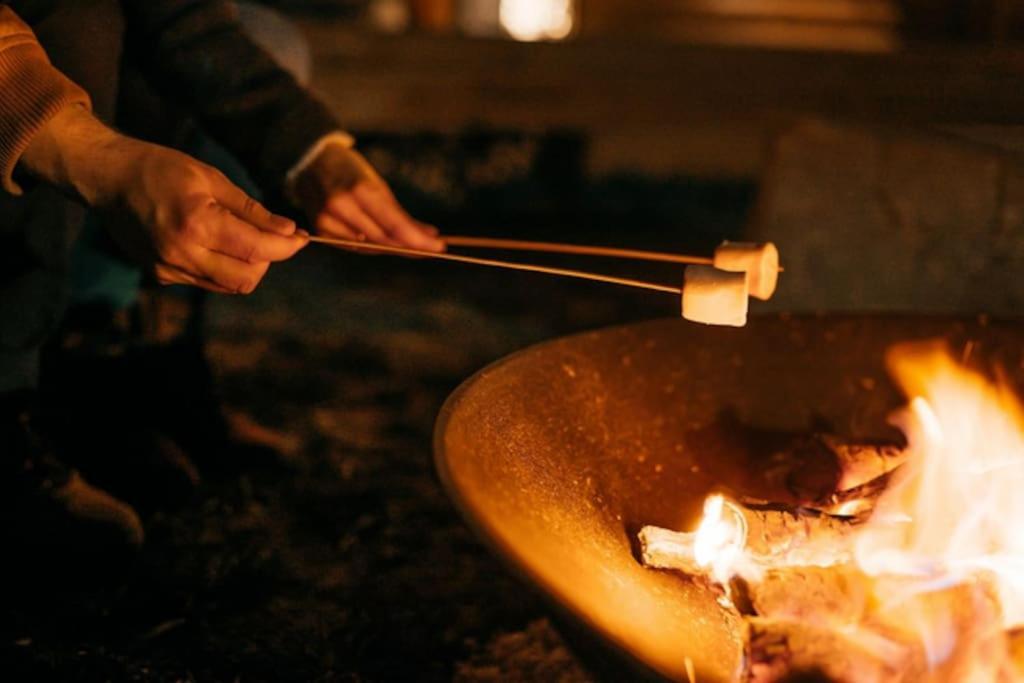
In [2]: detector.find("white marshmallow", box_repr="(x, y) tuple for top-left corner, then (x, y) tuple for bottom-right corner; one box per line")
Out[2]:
(713, 241), (779, 301)
(682, 265), (748, 327)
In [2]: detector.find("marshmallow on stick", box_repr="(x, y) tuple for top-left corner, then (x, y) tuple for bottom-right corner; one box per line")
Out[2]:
(682, 266), (748, 327)
(713, 242), (779, 301)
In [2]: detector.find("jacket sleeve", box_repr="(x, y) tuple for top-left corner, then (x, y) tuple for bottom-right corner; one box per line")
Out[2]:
(0, 6), (91, 195)
(120, 0), (341, 197)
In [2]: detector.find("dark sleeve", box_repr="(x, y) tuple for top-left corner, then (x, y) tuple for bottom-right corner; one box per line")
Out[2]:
(120, 0), (340, 195)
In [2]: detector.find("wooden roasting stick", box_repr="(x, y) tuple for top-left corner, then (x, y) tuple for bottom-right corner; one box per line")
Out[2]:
(444, 235), (786, 273)
(306, 236), (681, 294)
(443, 235), (714, 265)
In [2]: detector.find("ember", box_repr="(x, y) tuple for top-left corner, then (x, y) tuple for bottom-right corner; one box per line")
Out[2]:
(639, 341), (1024, 681)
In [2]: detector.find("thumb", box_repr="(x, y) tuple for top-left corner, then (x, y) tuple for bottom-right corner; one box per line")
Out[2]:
(211, 173), (296, 235)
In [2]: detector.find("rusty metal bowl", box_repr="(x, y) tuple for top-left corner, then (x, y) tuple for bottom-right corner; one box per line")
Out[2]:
(434, 315), (1024, 681)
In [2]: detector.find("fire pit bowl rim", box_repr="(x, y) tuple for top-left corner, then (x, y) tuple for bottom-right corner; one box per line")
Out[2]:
(434, 321), (678, 681)
(433, 313), (1021, 682)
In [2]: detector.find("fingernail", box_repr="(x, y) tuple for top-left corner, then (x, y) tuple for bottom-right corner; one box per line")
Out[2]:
(297, 228), (310, 238)
(274, 216), (297, 234)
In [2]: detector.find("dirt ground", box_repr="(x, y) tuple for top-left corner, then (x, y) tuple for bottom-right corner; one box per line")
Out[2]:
(4, 230), (725, 682)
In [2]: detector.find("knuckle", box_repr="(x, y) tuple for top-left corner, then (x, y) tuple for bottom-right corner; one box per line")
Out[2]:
(178, 213), (207, 242)
(353, 181), (379, 199)
(237, 279), (257, 295)
(236, 266), (266, 294)
(241, 239), (260, 264)
(159, 243), (188, 268)
(154, 265), (180, 286)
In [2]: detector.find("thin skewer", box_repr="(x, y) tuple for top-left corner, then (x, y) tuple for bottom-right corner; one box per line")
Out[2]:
(444, 235), (713, 265)
(307, 235), (681, 295)
(444, 235), (783, 272)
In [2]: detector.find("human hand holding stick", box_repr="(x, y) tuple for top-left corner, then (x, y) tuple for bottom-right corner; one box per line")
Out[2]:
(19, 105), (308, 294)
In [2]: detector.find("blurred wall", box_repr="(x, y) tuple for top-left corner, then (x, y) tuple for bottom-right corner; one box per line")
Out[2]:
(749, 119), (1024, 314)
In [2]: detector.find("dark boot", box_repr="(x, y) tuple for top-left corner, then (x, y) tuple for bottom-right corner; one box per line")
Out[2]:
(133, 289), (297, 478)
(41, 295), (294, 497)
(0, 390), (144, 580)
(38, 303), (201, 513)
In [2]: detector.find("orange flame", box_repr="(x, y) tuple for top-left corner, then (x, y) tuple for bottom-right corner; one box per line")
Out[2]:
(853, 342), (1024, 674)
(682, 341), (1024, 676)
(856, 343), (1024, 622)
(693, 494), (750, 586)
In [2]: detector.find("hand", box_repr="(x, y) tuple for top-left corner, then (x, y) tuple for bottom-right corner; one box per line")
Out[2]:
(20, 106), (307, 294)
(103, 140), (308, 293)
(290, 143), (444, 252)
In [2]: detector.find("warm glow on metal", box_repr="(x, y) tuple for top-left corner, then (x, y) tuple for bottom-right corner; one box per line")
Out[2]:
(499, 0), (575, 41)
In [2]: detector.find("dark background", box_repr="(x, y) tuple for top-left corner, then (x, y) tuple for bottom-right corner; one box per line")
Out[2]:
(7, 0), (1024, 679)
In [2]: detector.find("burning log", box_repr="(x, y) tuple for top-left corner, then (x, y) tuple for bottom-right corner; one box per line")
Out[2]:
(639, 528), (871, 625)
(744, 617), (910, 683)
(637, 526), (703, 575)
(819, 435), (906, 494)
(735, 565), (870, 625)
(1005, 627), (1024, 679)
(812, 470), (897, 518)
(692, 413), (906, 512)
(744, 577), (1010, 683)
(740, 503), (861, 566)
(638, 499), (861, 578)
(741, 434), (906, 514)
(640, 346), (1024, 681)
(640, 499), (1014, 682)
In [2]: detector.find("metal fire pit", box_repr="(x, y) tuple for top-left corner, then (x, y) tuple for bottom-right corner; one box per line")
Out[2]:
(434, 315), (1024, 682)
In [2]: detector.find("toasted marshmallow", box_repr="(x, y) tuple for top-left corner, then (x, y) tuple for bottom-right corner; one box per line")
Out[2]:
(682, 265), (748, 327)
(713, 241), (779, 301)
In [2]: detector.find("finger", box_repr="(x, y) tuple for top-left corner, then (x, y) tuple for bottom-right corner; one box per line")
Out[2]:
(326, 193), (395, 245)
(205, 205), (308, 263)
(314, 214), (382, 255)
(188, 249), (271, 294)
(354, 184), (445, 252)
(210, 172), (296, 235)
(315, 213), (361, 241)
(154, 263), (235, 294)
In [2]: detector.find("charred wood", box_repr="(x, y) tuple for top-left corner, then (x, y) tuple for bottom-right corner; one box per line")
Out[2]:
(638, 503), (859, 577)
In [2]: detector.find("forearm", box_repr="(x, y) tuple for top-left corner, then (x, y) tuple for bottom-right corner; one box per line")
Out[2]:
(18, 104), (132, 206)
(20, 98), (308, 296)
(0, 5), (92, 195)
